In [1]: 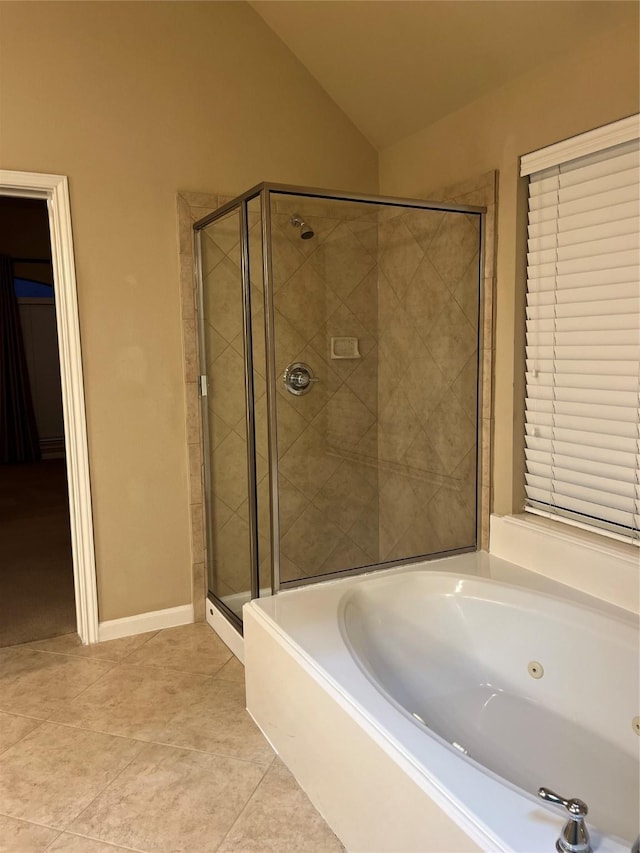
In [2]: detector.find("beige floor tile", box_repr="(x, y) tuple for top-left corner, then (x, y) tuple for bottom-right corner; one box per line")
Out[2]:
(49, 664), (213, 741)
(0, 649), (114, 718)
(219, 758), (345, 852)
(24, 632), (158, 663)
(158, 679), (273, 764)
(215, 655), (245, 685)
(0, 723), (142, 829)
(123, 623), (232, 676)
(46, 833), (136, 851)
(0, 711), (42, 754)
(70, 742), (266, 852)
(0, 814), (60, 852)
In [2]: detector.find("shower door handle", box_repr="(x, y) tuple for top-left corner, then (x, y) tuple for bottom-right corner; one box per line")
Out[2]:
(283, 362), (319, 396)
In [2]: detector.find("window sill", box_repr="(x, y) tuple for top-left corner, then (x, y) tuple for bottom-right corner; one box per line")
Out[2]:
(489, 513), (639, 615)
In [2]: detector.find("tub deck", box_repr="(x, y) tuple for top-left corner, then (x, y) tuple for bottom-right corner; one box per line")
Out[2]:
(244, 552), (639, 853)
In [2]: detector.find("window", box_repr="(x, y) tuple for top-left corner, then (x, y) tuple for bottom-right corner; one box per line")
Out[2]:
(521, 115), (640, 545)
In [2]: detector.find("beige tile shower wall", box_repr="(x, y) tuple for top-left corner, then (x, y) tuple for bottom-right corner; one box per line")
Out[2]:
(420, 172), (498, 551)
(376, 204), (482, 559)
(179, 194), (382, 604)
(202, 214), (252, 599)
(271, 198), (380, 581)
(183, 199), (271, 603)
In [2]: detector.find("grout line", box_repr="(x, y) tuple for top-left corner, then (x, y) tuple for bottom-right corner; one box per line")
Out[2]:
(0, 811), (63, 846)
(212, 760), (272, 852)
(44, 829), (143, 852)
(61, 736), (149, 841)
(10, 648), (129, 664)
(143, 738), (274, 768)
(49, 661), (119, 708)
(20, 630), (161, 663)
(35, 717), (274, 769)
(0, 715), (46, 758)
(0, 707), (47, 723)
(109, 659), (232, 678)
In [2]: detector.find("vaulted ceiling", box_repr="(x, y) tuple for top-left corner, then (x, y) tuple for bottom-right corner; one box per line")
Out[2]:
(250, 1), (638, 149)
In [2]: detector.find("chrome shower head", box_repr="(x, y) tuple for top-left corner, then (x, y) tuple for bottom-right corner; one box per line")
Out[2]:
(290, 214), (314, 240)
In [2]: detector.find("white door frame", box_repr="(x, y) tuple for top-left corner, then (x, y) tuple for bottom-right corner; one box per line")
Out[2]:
(0, 170), (99, 644)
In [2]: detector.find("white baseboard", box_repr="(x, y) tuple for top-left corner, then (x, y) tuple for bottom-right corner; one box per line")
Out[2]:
(205, 598), (244, 663)
(98, 603), (194, 643)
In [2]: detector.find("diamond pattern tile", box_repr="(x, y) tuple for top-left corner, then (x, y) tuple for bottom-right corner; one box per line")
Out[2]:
(425, 296), (477, 384)
(277, 344), (343, 425)
(312, 459), (378, 536)
(319, 536), (371, 574)
(452, 252), (481, 329)
(315, 385), (376, 452)
(425, 394), (476, 476)
(310, 303), (375, 382)
(203, 323), (228, 371)
(309, 222), (376, 301)
(274, 212), (340, 260)
(278, 423), (341, 501)
(280, 505), (345, 574)
(277, 474), (310, 537)
(202, 255), (244, 344)
(276, 261), (341, 341)
(403, 209), (445, 255)
(211, 346), (247, 430)
(205, 213), (241, 258)
(378, 385), (421, 463)
(378, 218), (424, 304)
(215, 513), (251, 594)
(345, 349), (378, 415)
(347, 220), (378, 254)
(345, 270), (379, 337)
(428, 213), (480, 289)
(200, 230), (225, 277)
(404, 256), (449, 339)
(211, 431), (248, 512)
(199, 197), (481, 591)
(376, 205), (481, 559)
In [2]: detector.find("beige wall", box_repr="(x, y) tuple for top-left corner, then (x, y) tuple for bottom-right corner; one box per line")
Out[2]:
(0, 1), (377, 621)
(379, 22), (639, 517)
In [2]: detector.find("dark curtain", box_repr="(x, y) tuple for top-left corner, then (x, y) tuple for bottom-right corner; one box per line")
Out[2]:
(0, 254), (41, 462)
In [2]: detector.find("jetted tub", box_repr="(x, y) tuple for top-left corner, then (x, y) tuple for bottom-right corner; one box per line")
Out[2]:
(244, 553), (640, 852)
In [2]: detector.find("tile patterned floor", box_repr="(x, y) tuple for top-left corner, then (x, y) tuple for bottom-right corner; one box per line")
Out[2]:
(0, 624), (344, 852)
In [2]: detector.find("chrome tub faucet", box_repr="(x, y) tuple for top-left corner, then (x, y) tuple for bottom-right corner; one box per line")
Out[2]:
(538, 787), (592, 853)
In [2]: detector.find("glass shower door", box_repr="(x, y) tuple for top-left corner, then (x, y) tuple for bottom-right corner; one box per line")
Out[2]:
(268, 191), (481, 587)
(197, 206), (257, 621)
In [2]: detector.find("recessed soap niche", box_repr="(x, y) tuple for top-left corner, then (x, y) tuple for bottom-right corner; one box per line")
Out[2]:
(331, 336), (361, 359)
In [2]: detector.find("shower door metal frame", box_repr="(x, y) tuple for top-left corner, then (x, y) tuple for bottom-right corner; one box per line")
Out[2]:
(195, 183), (486, 611)
(194, 199), (260, 632)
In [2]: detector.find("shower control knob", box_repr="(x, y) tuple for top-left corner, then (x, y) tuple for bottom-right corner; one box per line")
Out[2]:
(538, 788), (591, 853)
(283, 363), (319, 396)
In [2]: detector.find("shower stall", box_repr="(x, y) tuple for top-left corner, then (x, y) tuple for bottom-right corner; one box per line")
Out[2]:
(194, 184), (484, 630)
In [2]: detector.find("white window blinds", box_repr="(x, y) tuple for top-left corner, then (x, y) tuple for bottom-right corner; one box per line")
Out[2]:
(522, 125), (640, 544)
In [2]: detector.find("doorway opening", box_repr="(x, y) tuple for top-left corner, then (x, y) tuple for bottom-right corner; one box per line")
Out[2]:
(0, 197), (76, 646)
(0, 171), (98, 645)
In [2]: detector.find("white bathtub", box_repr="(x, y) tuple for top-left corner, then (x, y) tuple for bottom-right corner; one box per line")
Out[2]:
(244, 552), (640, 852)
